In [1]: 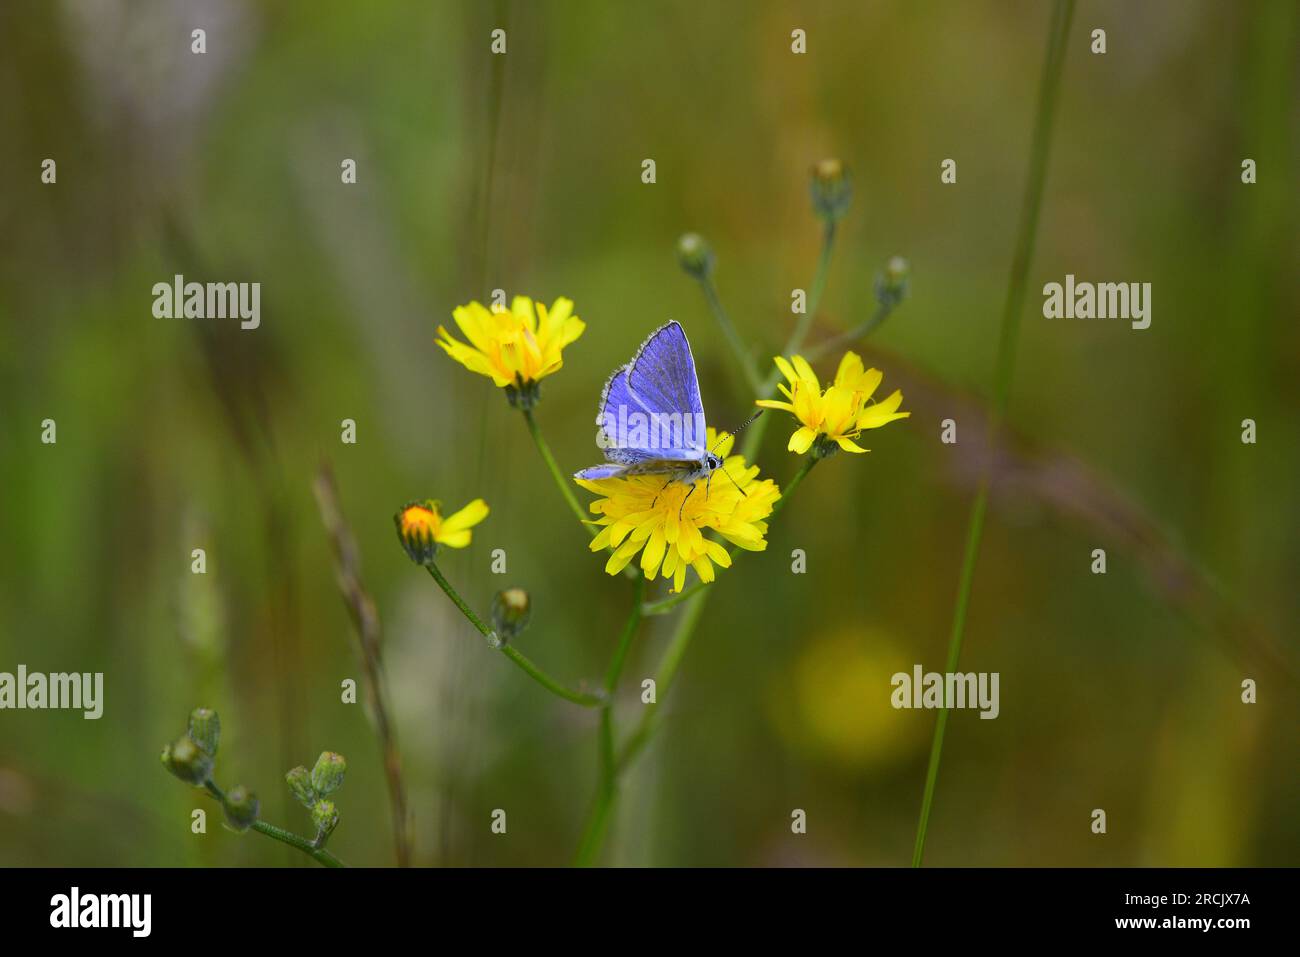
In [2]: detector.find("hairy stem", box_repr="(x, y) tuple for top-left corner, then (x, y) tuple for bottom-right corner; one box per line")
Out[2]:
(742, 221), (838, 462)
(424, 562), (604, 707)
(699, 274), (764, 394)
(523, 407), (594, 535)
(204, 780), (345, 868)
(575, 575), (645, 865)
(912, 0), (1075, 868)
(805, 300), (893, 363)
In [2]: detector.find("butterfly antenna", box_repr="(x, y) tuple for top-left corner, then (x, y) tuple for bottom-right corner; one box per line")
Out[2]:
(717, 461), (748, 497)
(710, 409), (764, 452)
(708, 410), (763, 497)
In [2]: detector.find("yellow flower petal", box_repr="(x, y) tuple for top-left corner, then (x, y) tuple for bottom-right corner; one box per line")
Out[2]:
(788, 427), (817, 454)
(773, 355), (799, 387)
(437, 529), (473, 548)
(790, 354), (821, 389)
(440, 498), (489, 534)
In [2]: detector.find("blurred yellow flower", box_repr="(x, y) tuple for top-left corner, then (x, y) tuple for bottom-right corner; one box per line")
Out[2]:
(394, 498), (489, 565)
(436, 296), (585, 389)
(769, 629), (924, 771)
(756, 351), (909, 454)
(575, 430), (780, 592)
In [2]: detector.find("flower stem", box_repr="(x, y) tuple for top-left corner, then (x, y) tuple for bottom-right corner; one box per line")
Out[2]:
(501, 645), (604, 708)
(804, 300), (893, 364)
(424, 563), (604, 707)
(912, 0), (1075, 868)
(698, 274), (764, 394)
(576, 151), (844, 864)
(522, 407), (594, 535)
(575, 575), (644, 866)
(742, 220), (838, 462)
(786, 220), (837, 356)
(204, 780), (345, 868)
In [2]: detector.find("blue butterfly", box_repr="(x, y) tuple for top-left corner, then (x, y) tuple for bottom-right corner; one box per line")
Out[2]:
(575, 321), (726, 503)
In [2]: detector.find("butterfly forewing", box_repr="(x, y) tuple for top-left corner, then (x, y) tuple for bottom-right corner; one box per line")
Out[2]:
(625, 322), (706, 450)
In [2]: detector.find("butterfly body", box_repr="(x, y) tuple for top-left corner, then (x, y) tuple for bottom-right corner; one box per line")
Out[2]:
(575, 321), (720, 488)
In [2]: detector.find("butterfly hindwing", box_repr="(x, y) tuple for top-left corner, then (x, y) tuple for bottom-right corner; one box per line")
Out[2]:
(574, 464), (631, 481)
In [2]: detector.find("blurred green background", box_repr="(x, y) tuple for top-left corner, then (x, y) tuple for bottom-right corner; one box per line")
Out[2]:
(0, 0), (1296, 867)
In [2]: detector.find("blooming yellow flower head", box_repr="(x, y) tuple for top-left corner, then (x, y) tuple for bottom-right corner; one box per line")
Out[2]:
(394, 498), (489, 565)
(756, 351), (909, 455)
(436, 296), (585, 394)
(575, 430), (780, 593)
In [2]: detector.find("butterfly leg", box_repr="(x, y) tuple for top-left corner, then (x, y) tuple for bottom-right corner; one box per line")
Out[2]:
(650, 476), (671, 509)
(677, 481), (697, 519)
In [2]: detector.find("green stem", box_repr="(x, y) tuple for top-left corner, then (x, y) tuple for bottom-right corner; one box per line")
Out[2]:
(912, 0), (1075, 868)
(805, 301), (892, 363)
(500, 645), (603, 708)
(742, 220), (838, 462)
(616, 589), (709, 773)
(204, 781), (345, 868)
(522, 407), (594, 535)
(699, 274), (764, 394)
(424, 562), (604, 707)
(603, 575), (646, 691)
(576, 158), (843, 865)
(575, 575), (645, 866)
(786, 220), (837, 356)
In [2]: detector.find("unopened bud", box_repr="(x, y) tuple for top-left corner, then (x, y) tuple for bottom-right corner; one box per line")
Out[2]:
(187, 707), (220, 756)
(311, 799), (339, 840)
(222, 785), (259, 832)
(286, 766), (316, 807)
(161, 735), (213, 786)
(874, 255), (910, 308)
(676, 233), (714, 280)
(810, 158), (852, 223)
(491, 588), (532, 642)
(310, 752), (347, 797)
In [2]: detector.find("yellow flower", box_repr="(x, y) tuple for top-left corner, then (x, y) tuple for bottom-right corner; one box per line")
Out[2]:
(394, 498), (489, 565)
(575, 430), (780, 593)
(436, 296), (585, 389)
(756, 351), (909, 454)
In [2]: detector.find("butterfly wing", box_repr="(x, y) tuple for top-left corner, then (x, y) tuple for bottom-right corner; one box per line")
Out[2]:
(624, 321), (707, 456)
(574, 464), (632, 481)
(575, 322), (708, 482)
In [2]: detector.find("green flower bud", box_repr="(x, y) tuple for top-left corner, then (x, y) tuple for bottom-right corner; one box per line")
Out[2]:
(310, 752), (347, 797)
(286, 766), (316, 807)
(490, 588), (532, 642)
(222, 785), (259, 832)
(187, 707), (220, 756)
(874, 255), (910, 308)
(311, 799), (339, 840)
(160, 735), (213, 786)
(810, 158), (852, 223)
(676, 233), (714, 280)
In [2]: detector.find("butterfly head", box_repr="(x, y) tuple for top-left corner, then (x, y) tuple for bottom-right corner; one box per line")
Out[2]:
(703, 451), (724, 473)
